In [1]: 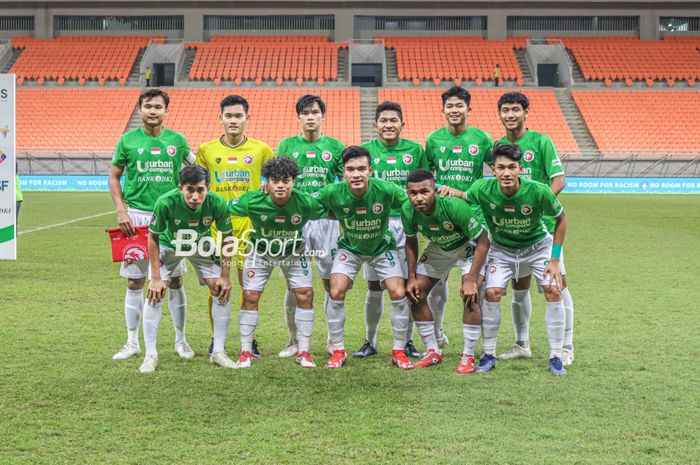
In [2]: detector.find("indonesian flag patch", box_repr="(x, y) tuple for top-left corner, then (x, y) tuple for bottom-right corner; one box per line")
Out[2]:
(275, 216), (285, 223)
(504, 205), (515, 213)
(151, 147), (161, 155)
(429, 224), (440, 231)
(228, 157), (238, 164)
(188, 220), (199, 226)
(356, 207), (367, 214)
(386, 156), (397, 164)
(452, 146), (462, 154)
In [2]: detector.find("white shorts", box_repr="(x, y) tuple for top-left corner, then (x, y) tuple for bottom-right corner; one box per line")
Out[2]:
(416, 240), (485, 281)
(158, 246), (219, 284)
(243, 254), (313, 291)
(332, 248), (405, 287)
(364, 217), (407, 281)
(485, 235), (562, 290)
(303, 218), (339, 280)
(516, 246), (566, 279)
(119, 208), (153, 279)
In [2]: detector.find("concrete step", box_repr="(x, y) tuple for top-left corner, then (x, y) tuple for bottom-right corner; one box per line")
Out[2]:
(1, 48), (22, 74)
(565, 49), (585, 83)
(359, 87), (378, 142)
(338, 48), (349, 82)
(178, 48), (197, 81)
(125, 105), (142, 132)
(514, 49), (534, 84)
(126, 48), (147, 86)
(385, 48), (398, 82)
(554, 89), (599, 155)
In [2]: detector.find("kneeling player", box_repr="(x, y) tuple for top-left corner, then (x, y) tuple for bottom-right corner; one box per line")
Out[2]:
(403, 170), (490, 373)
(466, 143), (568, 375)
(228, 157), (328, 368)
(316, 146), (413, 369)
(141, 165), (234, 373)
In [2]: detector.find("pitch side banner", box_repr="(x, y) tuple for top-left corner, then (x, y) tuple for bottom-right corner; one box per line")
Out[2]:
(0, 74), (15, 260)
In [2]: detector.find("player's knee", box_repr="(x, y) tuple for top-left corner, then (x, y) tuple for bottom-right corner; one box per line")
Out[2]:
(242, 290), (261, 308)
(329, 287), (346, 301)
(387, 286), (406, 301)
(168, 276), (183, 289)
(367, 280), (382, 292)
(294, 287), (313, 307)
(127, 278), (145, 290)
(485, 287), (504, 302)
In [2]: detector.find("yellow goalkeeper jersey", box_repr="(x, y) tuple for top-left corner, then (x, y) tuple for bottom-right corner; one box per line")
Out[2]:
(195, 136), (274, 202)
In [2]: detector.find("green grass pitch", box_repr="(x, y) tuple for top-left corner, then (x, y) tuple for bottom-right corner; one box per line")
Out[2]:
(1, 192), (699, 464)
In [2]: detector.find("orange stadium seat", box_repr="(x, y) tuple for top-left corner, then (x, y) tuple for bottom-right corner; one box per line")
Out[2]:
(380, 36), (524, 83)
(16, 89), (140, 151)
(164, 89), (361, 149)
(377, 89), (579, 154)
(550, 36), (700, 83)
(572, 90), (700, 154)
(11, 36), (162, 84)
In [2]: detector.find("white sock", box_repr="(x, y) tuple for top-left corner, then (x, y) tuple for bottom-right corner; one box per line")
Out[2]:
(389, 297), (410, 351)
(481, 300), (502, 356)
(326, 299), (346, 350)
(511, 289), (532, 346)
(416, 320), (439, 353)
(239, 310), (259, 353)
(294, 308), (314, 353)
(284, 289), (298, 342)
(364, 290), (384, 347)
(428, 281), (448, 339)
(462, 324), (481, 357)
(562, 287), (575, 347)
(545, 300), (566, 359)
(142, 300), (162, 356)
(168, 287), (187, 344)
(124, 288), (143, 345)
(211, 299), (231, 354)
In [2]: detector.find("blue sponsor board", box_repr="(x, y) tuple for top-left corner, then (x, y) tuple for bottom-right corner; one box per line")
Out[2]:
(16, 175), (700, 194)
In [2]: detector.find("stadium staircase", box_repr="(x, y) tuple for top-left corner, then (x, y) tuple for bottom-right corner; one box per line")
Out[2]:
(567, 50), (586, 83)
(385, 48), (399, 83)
(514, 49), (535, 86)
(126, 48), (147, 86)
(360, 87), (379, 142)
(125, 105), (142, 132)
(554, 89), (599, 155)
(178, 47), (197, 82)
(1, 48), (22, 74)
(338, 47), (349, 82)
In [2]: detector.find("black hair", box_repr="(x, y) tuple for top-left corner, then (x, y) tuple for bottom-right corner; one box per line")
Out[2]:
(179, 165), (210, 186)
(441, 86), (471, 107)
(497, 92), (529, 111)
(220, 95), (249, 114)
(492, 143), (522, 163)
(138, 88), (169, 109)
(262, 157), (299, 181)
(406, 169), (435, 184)
(341, 145), (371, 166)
(375, 101), (403, 122)
(296, 94), (326, 115)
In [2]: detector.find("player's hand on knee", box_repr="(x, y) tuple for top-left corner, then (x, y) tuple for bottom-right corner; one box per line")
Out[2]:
(461, 278), (478, 306)
(543, 260), (562, 292)
(117, 211), (135, 236)
(406, 278), (421, 304)
(215, 277), (232, 303)
(148, 279), (167, 304)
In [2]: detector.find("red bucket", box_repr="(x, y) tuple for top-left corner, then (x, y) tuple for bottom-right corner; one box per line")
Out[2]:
(106, 225), (150, 263)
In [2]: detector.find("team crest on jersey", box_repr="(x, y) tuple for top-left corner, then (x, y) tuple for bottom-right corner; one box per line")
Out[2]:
(203, 216), (213, 226)
(243, 155), (254, 165)
(402, 154), (413, 165)
(339, 252), (348, 262)
(247, 269), (256, 279)
(174, 219), (181, 225)
(521, 205), (532, 216)
(443, 221), (454, 231)
(122, 243), (148, 265)
(372, 203), (383, 214)
(468, 144), (479, 156)
(523, 150), (535, 162)
(419, 254), (428, 263)
(291, 214), (302, 225)
(489, 264), (497, 273)
(215, 157), (222, 164)
(439, 146), (446, 153)
(167, 145), (177, 157)
(322, 151), (332, 161)
(137, 148), (144, 155)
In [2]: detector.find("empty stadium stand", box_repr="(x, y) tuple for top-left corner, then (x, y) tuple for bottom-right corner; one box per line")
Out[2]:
(16, 88), (141, 151)
(379, 37), (526, 85)
(187, 36), (345, 85)
(11, 36), (161, 86)
(377, 89), (579, 154)
(572, 90), (700, 153)
(552, 37), (700, 85)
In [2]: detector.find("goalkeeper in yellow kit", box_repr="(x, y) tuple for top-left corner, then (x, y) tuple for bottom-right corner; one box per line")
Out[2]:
(196, 95), (274, 358)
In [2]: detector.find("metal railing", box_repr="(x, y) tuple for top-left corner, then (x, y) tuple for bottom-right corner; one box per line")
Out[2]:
(508, 16), (639, 32)
(0, 16), (34, 31)
(54, 15), (184, 32)
(204, 15), (334, 31)
(354, 16), (487, 32)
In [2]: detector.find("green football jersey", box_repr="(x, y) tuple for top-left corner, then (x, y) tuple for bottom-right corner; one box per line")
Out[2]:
(425, 126), (494, 192)
(316, 178), (407, 257)
(112, 127), (190, 211)
(466, 178), (563, 250)
(496, 130), (565, 233)
(362, 137), (429, 217)
(276, 135), (345, 194)
(150, 189), (232, 250)
(228, 189), (327, 256)
(402, 195), (485, 252)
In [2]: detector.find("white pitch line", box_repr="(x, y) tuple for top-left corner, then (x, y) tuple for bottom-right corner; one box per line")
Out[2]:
(19, 210), (115, 235)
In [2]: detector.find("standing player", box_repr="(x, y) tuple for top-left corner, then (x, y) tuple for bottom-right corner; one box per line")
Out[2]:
(495, 92), (575, 366)
(228, 158), (328, 368)
(140, 165), (234, 373)
(316, 146), (413, 370)
(276, 94), (344, 358)
(109, 89), (194, 361)
(196, 95), (274, 358)
(403, 170), (489, 373)
(424, 86), (493, 349)
(354, 101), (428, 359)
(466, 143), (568, 375)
